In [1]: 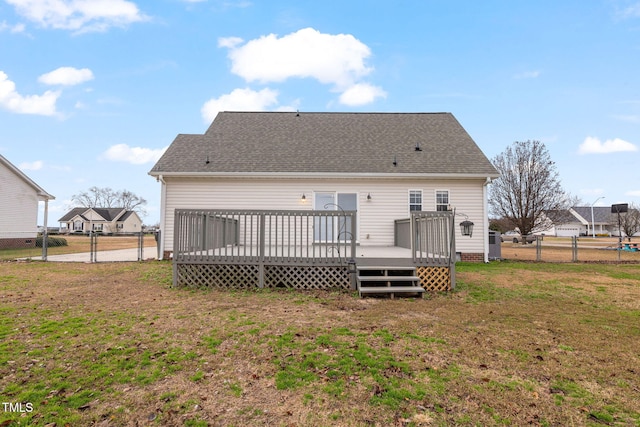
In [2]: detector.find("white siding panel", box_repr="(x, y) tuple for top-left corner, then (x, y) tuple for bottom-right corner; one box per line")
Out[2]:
(161, 176), (488, 255)
(0, 163), (39, 238)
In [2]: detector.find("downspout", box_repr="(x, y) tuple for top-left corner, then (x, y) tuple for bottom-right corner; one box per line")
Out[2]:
(483, 177), (493, 263)
(157, 174), (167, 260)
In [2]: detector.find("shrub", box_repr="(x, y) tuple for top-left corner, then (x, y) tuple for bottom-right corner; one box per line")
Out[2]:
(36, 236), (68, 247)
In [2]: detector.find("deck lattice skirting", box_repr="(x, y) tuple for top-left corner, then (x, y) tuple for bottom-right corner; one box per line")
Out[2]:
(176, 264), (351, 290)
(172, 209), (455, 292)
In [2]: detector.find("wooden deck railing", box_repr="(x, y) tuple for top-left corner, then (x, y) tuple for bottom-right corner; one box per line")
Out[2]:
(411, 211), (456, 265)
(173, 209), (357, 265)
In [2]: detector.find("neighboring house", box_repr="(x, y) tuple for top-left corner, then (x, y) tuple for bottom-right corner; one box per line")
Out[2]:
(544, 206), (619, 237)
(149, 112), (499, 292)
(58, 207), (142, 234)
(0, 154), (55, 249)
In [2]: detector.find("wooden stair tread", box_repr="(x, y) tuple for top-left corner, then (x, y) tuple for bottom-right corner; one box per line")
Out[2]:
(357, 275), (419, 281)
(358, 286), (425, 293)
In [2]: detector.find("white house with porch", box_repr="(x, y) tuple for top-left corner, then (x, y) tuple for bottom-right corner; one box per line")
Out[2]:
(149, 112), (499, 294)
(58, 207), (142, 234)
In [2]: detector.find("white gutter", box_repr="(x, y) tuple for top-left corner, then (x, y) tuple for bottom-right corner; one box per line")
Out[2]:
(483, 176), (493, 263)
(157, 174), (167, 260)
(149, 171), (501, 180)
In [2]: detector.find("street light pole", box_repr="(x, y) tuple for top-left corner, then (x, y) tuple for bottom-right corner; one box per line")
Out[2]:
(591, 196), (605, 238)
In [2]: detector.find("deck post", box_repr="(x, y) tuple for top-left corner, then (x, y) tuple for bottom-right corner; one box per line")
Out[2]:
(258, 213), (266, 288)
(350, 212), (357, 261)
(449, 211), (456, 289)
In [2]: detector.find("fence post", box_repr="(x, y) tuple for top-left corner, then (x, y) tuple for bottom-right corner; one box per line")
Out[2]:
(155, 230), (161, 260)
(41, 228), (48, 261)
(138, 231), (143, 261)
(572, 236), (578, 262)
(536, 237), (542, 261)
(89, 231), (97, 263)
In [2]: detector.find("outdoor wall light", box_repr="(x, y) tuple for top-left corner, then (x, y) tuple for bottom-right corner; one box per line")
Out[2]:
(301, 193), (306, 201)
(460, 220), (474, 238)
(367, 193), (372, 201)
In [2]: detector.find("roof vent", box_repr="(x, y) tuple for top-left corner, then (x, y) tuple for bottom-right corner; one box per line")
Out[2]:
(393, 155), (397, 167)
(415, 142), (422, 151)
(296, 110), (300, 117)
(205, 155), (210, 165)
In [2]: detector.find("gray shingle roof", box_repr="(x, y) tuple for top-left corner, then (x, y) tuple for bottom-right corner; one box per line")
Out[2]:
(150, 112), (498, 177)
(58, 207), (130, 222)
(572, 206), (614, 223)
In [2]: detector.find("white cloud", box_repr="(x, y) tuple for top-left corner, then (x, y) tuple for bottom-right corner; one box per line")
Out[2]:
(338, 83), (387, 106)
(0, 71), (60, 116)
(19, 160), (44, 170)
(626, 190), (640, 197)
(616, 2), (640, 19)
(222, 27), (374, 89)
(38, 67), (94, 86)
(201, 87), (281, 122)
(513, 70), (541, 79)
(612, 114), (640, 124)
(218, 36), (243, 49)
(102, 144), (167, 165)
(5, 0), (148, 33)
(578, 136), (638, 154)
(0, 21), (26, 33)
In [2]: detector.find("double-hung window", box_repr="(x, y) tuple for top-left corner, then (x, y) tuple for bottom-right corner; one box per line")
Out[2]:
(436, 190), (450, 211)
(409, 190), (423, 212)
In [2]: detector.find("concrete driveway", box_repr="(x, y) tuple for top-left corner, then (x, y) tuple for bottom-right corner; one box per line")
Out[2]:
(32, 247), (158, 262)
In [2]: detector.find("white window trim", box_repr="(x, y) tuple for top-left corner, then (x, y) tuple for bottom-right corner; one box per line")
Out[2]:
(408, 189), (423, 215)
(435, 189), (450, 212)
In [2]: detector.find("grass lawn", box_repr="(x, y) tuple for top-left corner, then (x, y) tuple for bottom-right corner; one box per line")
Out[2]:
(1, 260), (639, 426)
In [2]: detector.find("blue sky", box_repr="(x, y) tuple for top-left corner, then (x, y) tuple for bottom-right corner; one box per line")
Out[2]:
(1, 0), (639, 226)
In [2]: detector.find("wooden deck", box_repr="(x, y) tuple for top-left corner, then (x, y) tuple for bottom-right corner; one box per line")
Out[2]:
(172, 209), (455, 292)
(177, 244), (450, 267)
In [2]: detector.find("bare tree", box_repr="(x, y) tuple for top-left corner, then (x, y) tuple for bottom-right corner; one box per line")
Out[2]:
(72, 186), (147, 216)
(489, 140), (569, 238)
(617, 203), (640, 239)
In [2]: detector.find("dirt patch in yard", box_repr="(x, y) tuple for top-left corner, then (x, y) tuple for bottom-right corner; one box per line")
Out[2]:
(1, 260), (639, 426)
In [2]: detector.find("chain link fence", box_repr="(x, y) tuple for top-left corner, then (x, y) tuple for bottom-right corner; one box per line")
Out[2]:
(0, 231), (160, 262)
(500, 236), (640, 263)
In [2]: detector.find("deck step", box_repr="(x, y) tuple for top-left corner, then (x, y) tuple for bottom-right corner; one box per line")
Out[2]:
(357, 275), (419, 282)
(356, 266), (416, 271)
(358, 286), (425, 297)
(356, 265), (424, 298)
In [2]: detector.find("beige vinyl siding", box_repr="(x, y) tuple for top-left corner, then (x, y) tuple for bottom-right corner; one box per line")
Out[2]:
(0, 163), (39, 239)
(160, 176), (488, 256)
(120, 213), (142, 233)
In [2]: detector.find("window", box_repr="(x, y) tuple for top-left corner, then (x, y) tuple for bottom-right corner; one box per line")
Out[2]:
(436, 190), (449, 211)
(409, 190), (422, 212)
(73, 220), (83, 231)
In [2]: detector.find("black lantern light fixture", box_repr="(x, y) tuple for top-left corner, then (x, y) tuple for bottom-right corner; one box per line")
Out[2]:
(459, 217), (474, 238)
